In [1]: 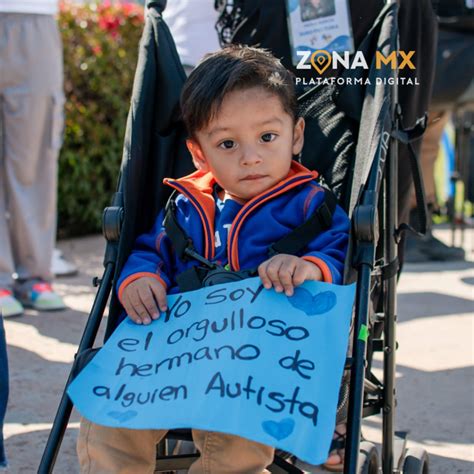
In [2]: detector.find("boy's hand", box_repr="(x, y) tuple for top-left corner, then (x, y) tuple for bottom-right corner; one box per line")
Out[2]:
(258, 254), (323, 297)
(121, 277), (168, 325)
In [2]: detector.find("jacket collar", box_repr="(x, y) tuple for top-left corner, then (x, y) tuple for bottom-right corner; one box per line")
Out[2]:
(164, 161), (318, 203)
(163, 161), (318, 261)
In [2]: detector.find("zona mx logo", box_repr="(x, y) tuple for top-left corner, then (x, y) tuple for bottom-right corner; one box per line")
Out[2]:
(296, 50), (416, 73)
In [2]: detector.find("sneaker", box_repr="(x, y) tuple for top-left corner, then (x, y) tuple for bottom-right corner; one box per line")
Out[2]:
(15, 280), (66, 312)
(405, 233), (466, 263)
(0, 289), (24, 318)
(51, 249), (78, 277)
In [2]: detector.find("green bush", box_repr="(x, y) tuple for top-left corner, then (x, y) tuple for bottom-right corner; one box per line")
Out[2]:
(58, 1), (144, 237)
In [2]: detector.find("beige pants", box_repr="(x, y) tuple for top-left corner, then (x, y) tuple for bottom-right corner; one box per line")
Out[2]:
(77, 418), (274, 474)
(0, 13), (64, 287)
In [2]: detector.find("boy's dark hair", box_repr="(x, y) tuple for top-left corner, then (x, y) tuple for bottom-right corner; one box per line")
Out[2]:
(180, 45), (297, 138)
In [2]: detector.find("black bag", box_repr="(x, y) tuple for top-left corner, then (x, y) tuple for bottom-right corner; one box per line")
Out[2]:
(435, 0), (474, 33)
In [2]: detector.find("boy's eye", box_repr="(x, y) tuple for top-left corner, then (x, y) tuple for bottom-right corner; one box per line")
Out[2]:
(261, 133), (277, 143)
(219, 140), (235, 150)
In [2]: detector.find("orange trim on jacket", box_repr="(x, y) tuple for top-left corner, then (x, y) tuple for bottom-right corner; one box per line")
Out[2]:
(301, 256), (333, 283)
(164, 170), (216, 260)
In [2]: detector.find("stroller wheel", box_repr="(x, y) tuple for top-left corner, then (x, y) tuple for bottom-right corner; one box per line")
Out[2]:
(403, 447), (429, 474)
(357, 441), (380, 474)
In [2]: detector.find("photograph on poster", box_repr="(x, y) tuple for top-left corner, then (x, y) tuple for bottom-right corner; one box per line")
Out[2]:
(300, 0), (336, 22)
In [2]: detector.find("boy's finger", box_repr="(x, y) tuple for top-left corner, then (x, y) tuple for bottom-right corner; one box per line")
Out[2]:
(278, 264), (296, 296)
(139, 287), (159, 322)
(150, 284), (167, 314)
(136, 305), (152, 325)
(258, 262), (272, 289)
(266, 258), (284, 292)
(133, 291), (151, 324)
(123, 302), (142, 325)
(292, 264), (308, 287)
(130, 313), (143, 325)
(127, 289), (146, 324)
(128, 305), (145, 325)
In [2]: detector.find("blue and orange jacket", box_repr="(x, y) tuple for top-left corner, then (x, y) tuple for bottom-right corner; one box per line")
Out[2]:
(117, 161), (350, 301)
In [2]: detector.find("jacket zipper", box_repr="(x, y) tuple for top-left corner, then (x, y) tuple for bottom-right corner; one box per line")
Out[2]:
(227, 174), (315, 270)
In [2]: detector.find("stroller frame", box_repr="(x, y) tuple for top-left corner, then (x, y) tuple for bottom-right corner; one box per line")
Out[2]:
(39, 1), (427, 473)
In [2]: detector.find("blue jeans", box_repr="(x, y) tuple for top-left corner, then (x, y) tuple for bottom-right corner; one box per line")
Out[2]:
(0, 317), (8, 467)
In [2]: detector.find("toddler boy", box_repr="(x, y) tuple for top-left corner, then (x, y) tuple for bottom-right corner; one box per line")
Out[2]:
(78, 45), (349, 474)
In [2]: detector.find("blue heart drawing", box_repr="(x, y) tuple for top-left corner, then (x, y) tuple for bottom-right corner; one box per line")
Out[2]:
(287, 288), (337, 316)
(107, 410), (138, 423)
(262, 418), (295, 441)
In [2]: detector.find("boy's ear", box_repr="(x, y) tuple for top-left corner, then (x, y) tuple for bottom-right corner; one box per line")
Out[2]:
(186, 139), (210, 171)
(292, 117), (305, 156)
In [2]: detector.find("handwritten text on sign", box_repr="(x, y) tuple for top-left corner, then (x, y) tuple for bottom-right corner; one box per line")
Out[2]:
(68, 278), (355, 464)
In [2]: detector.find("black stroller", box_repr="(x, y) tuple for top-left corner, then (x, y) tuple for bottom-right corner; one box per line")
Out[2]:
(39, 0), (433, 472)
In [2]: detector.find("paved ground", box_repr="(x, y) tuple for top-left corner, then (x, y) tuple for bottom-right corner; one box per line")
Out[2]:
(2, 227), (473, 473)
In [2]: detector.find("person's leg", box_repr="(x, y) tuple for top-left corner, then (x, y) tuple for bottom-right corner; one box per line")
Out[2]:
(0, 16), (25, 318)
(2, 14), (62, 285)
(0, 16), (16, 292)
(404, 109), (465, 262)
(190, 430), (274, 474)
(0, 316), (9, 468)
(0, 108), (16, 316)
(77, 418), (167, 474)
(0, 127), (15, 291)
(3, 14), (66, 310)
(408, 110), (451, 210)
(420, 110), (451, 207)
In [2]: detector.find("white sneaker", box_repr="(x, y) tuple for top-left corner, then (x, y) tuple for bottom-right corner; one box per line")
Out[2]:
(51, 249), (78, 277)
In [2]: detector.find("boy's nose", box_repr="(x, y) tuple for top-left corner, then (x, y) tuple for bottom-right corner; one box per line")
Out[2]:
(240, 147), (263, 166)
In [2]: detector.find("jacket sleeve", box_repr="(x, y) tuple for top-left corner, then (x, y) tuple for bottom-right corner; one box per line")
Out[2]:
(300, 189), (350, 285)
(116, 209), (175, 304)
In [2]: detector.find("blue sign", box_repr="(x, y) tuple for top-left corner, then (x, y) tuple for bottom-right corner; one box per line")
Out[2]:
(68, 278), (355, 465)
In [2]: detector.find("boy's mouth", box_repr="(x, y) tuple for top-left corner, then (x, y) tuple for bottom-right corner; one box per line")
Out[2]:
(241, 174), (267, 181)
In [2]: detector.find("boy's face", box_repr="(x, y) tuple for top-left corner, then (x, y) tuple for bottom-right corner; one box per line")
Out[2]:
(187, 87), (305, 203)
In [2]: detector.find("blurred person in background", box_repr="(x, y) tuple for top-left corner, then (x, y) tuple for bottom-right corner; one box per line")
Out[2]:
(405, 0), (474, 262)
(0, 0), (66, 317)
(163, 0), (220, 74)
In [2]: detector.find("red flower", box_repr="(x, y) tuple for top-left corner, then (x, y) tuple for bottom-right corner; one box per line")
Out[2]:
(91, 44), (102, 55)
(98, 13), (120, 33)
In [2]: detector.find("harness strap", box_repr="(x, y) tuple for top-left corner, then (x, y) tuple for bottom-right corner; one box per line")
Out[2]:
(163, 191), (191, 260)
(176, 266), (212, 293)
(163, 191), (216, 268)
(381, 257), (399, 281)
(268, 190), (337, 257)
